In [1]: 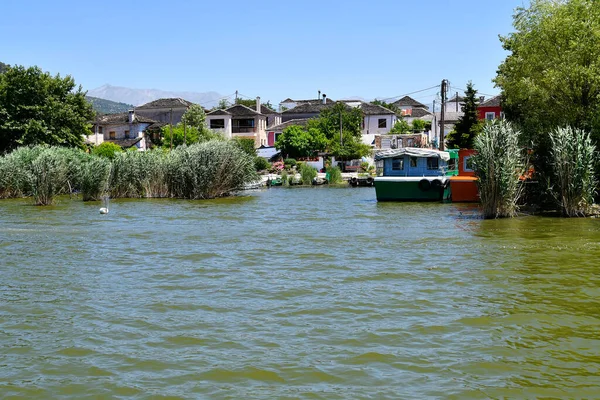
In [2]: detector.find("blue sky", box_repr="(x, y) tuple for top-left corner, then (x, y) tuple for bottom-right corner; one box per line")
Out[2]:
(1, 0), (525, 107)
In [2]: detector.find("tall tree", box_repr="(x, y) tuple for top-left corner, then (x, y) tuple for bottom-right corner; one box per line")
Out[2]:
(495, 0), (600, 142)
(315, 102), (370, 160)
(445, 82), (482, 149)
(275, 124), (327, 159)
(181, 104), (207, 131)
(0, 65), (94, 152)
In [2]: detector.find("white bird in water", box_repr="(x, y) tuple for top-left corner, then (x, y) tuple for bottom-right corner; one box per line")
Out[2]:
(99, 196), (109, 214)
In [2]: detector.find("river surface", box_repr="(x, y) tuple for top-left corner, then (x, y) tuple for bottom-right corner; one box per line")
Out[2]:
(1, 187), (600, 399)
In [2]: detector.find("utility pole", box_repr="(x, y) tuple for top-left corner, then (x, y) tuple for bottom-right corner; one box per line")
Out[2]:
(235, 90), (238, 103)
(340, 111), (343, 147)
(169, 108), (173, 150)
(432, 100), (436, 113)
(439, 79), (447, 151)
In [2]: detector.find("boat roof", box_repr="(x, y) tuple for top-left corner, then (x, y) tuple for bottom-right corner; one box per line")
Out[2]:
(375, 148), (450, 162)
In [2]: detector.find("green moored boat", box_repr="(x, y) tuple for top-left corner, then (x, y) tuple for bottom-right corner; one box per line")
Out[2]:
(374, 148), (452, 202)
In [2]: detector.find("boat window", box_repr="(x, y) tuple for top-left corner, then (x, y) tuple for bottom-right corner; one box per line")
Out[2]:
(392, 158), (404, 170)
(464, 156), (474, 172)
(427, 157), (439, 170)
(410, 157), (418, 168)
(448, 158), (457, 172)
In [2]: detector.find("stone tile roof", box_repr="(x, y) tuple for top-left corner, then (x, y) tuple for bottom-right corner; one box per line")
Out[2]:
(266, 118), (311, 132)
(260, 105), (278, 115)
(281, 98), (335, 105)
(137, 98), (194, 109)
(226, 104), (263, 117)
(479, 95), (501, 107)
(391, 96), (427, 109)
(96, 112), (157, 125)
(206, 109), (232, 116)
(409, 107), (433, 118)
(360, 102), (395, 115)
(281, 102), (334, 114)
(434, 111), (463, 123)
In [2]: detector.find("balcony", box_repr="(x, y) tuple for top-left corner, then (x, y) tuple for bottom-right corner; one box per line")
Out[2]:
(232, 127), (257, 134)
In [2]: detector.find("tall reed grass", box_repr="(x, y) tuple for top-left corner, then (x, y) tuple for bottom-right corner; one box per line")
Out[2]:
(472, 121), (526, 219)
(549, 126), (597, 217)
(299, 163), (317, 185)
(0, 141), (257, 204)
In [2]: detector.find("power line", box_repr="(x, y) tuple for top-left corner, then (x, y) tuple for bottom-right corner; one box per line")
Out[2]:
(378, 85), (440, 102)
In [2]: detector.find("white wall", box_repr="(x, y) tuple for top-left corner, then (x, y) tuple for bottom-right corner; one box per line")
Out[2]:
(206, 115), (232, 138)
(102, 123), (150, 140)
(362, 114), (397, 136)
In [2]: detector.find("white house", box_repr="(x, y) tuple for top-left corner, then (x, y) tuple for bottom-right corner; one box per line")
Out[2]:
(358, 102), (397, 146)
(87, 110), (157, 150)
(205, 99), (273, 147)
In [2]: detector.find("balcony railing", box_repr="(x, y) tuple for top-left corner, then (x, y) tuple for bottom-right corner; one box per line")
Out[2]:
(232, 127), (257, 133)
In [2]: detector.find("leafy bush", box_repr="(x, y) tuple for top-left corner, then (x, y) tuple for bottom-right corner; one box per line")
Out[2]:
(93, 142), (123, 159)
(284, 158), (297, 168)
(299, 163), (317, 185)
(233, 137), (257, 157)
(473, 121), (526, 218)
(549, 126), (597, 216)
(254, 157), (270, 172)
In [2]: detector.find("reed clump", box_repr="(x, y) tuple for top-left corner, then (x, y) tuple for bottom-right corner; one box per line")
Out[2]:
(472, 121), (526, 219)
(0, 140), (257, 204)
(299, 163), (317, 185)
(548, 126), (597, 217)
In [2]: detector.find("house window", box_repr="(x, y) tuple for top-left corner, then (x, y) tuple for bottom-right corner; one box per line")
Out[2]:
(392, 157), (404, 171)
(485, 112), (496, 121)
(410, 157), (418, 168)
(407, 138), (414, 147)
(378, 118), (387, 128)
(98, 126), (103, 134)
(210, 119), (225, 129)
(464, 156), (474, 172)
(124, 130), (130, 139)
(109, 131), (116, 139)
(427, 157), (439, 170)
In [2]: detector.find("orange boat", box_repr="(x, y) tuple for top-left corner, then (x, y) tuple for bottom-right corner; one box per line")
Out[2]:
(449, 149), (479, 202)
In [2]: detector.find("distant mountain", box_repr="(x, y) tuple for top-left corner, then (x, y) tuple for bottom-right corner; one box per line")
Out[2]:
(87, 84), (223, 107)
(86, 96), (133, 115)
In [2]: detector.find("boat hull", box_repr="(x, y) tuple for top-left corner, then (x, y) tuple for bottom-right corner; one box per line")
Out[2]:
(449, 176), (479, 202)
(374, 177), (449, 202)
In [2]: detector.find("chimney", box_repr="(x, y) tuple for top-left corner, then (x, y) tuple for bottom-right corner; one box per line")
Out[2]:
(322, 94), (327, 104)
(256, 96), (261, 113)
(318, 90), (321, 101)
(128, 109), (135, 123)
(479, 96), (485, 103)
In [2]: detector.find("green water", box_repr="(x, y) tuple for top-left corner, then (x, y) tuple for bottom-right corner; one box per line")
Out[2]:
(1, 187), (600, 399)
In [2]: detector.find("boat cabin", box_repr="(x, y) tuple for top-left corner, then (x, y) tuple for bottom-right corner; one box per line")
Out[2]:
(375, 148), (450, 177)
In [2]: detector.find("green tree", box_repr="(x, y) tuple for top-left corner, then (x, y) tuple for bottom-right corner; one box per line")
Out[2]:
(275, 124), (327, 159)
(233, 137), (257, 157)
(314, 102), (370, 159)
(411, 119), (426, 132)
(0, 62), (9, 74)
(445, 82), (482, 149)
(0, 65), (94, 153)
(495, 0), (600, 141)
(389, 119), (411, 134)
(181, 104), (207, 131)
(215, 99), (231, 110)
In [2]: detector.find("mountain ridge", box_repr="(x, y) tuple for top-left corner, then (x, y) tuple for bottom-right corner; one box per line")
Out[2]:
(87, 84), (223, 107)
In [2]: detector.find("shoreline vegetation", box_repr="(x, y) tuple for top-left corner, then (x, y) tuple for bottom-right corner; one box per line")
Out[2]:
(0, 141), (257, 205)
